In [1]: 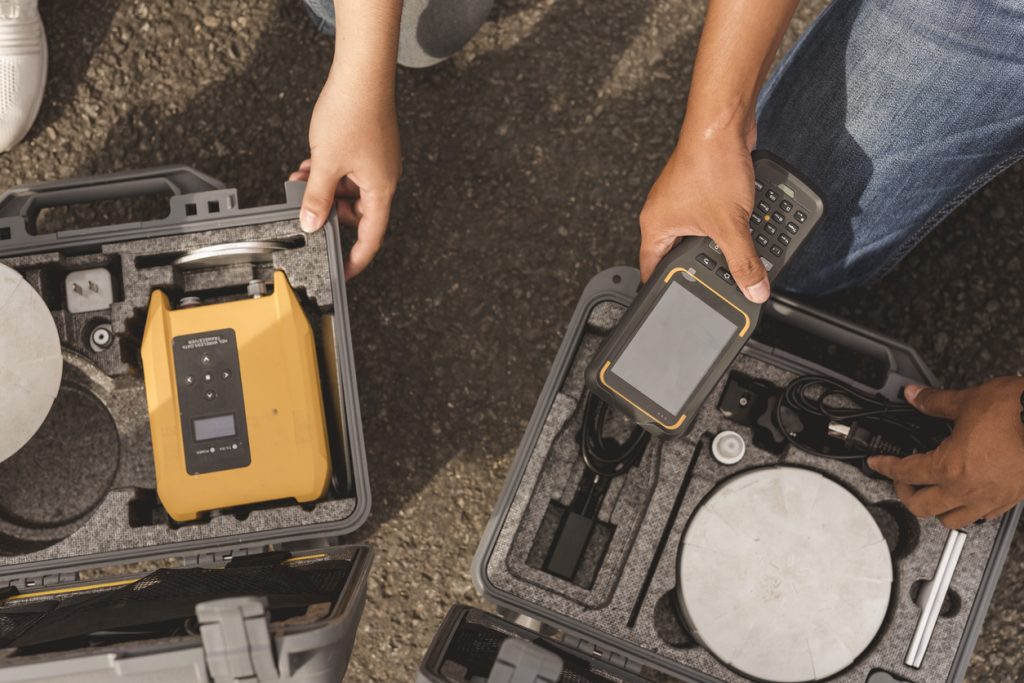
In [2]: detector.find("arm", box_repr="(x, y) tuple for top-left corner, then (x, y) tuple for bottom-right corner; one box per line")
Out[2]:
(640, 0), (799, 302)
(293, 1), (403, 279)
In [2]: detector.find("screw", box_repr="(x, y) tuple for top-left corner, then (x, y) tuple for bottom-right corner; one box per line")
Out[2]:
(247, 279), (267, 298)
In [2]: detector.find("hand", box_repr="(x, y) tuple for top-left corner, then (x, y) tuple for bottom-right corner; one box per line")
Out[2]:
(292, 67), (401, 279)
(868, 377), (1024, 529)
(639, 130), (769, 303)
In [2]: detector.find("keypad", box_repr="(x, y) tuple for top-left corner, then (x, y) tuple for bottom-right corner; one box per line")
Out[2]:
(697, 178), (811, 284)
(745, 178), (810, 276)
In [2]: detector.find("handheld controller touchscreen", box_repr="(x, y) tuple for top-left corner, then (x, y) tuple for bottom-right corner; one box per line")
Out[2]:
(586, 151), (824, 436)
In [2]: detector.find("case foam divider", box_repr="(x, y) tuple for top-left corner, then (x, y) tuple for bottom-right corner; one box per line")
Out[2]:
(0, 218), (357, 566)
(508, 361), (661, 607)
(485, 301), (1000, 683)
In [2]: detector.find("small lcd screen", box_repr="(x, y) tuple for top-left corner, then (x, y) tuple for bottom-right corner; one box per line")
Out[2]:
(611, 281), (738, 416)
(192, 414), (237, 442)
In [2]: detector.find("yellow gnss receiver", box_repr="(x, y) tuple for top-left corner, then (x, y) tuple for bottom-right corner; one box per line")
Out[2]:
(140, 271), (331, 522)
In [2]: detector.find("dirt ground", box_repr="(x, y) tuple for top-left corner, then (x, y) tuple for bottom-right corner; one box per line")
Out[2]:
(2, 1), (1021, 681)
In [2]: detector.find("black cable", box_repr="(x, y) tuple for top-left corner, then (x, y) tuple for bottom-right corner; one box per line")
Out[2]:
(580, 392), (651, 477)
(774, 375), (952, 460)
(542, 394), (651, 582)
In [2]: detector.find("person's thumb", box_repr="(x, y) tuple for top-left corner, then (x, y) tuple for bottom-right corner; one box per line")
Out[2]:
(299, 160), (342, 233)
(904, 384), (963, 420)
(717, 223), (769, 304)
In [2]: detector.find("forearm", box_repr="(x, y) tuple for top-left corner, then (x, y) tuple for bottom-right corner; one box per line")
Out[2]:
(330, 0), (402, 99)
(683, 0), (800, 142)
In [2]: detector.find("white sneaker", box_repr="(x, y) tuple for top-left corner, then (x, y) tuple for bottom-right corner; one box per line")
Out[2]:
(0, 0), (45, 152)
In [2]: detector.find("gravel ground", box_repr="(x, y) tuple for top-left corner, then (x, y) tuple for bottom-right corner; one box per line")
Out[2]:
(1, 1), (1021, 681)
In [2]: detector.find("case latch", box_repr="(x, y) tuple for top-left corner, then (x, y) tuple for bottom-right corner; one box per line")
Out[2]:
(487, 639), (563, 683)
(197, 596), (278, 682)
(561, 633), (640, 673)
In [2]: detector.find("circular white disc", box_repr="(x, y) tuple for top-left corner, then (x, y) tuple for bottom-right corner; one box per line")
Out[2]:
(712, 430), (746, 465)
(0, 263), (63, 463)
(678, 467), (892, 682)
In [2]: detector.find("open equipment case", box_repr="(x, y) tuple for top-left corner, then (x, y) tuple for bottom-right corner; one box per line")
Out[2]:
(418, 268), (1022, 683)
(0, 167), (372, 682)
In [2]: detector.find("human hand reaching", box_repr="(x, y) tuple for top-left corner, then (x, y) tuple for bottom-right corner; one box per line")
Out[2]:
(292, 65), (401, 280)
(868, 377), (1024, 529)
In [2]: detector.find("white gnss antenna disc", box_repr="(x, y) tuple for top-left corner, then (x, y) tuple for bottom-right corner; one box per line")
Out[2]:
(0, 263), (63, 463)
(678, 467), (892, 682)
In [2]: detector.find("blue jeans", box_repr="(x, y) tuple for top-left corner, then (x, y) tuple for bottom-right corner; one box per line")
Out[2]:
(758, 0), (1024, 296)
(303, 0), (336, 35)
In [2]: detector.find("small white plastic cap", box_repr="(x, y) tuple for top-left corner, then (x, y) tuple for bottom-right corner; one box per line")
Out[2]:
(711, 430), (746, 465)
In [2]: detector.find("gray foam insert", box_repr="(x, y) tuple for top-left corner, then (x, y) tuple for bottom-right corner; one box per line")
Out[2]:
(485, 301), (1000, 683)
(0, 219), (356, 568)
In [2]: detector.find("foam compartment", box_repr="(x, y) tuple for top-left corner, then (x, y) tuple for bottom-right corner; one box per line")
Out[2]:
(0, 219), (358, 567)
(484, 301), (1000, 683)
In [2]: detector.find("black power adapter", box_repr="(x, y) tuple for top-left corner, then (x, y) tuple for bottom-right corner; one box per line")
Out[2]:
(542, 393), (650, 583)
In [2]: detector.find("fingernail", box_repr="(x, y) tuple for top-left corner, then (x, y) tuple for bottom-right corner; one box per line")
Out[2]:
(300, 209), (320, 233)
(866, 456), (879, 470)
(744, 278), (770, 304)
(903, 384), (924, 403)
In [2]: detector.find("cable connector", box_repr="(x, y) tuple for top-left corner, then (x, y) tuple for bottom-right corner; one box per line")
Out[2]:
(827, 420), (903, 456)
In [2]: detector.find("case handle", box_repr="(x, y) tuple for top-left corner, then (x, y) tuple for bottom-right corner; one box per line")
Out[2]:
(0, 165), (226, 244)
(757, 295), (938, 400)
